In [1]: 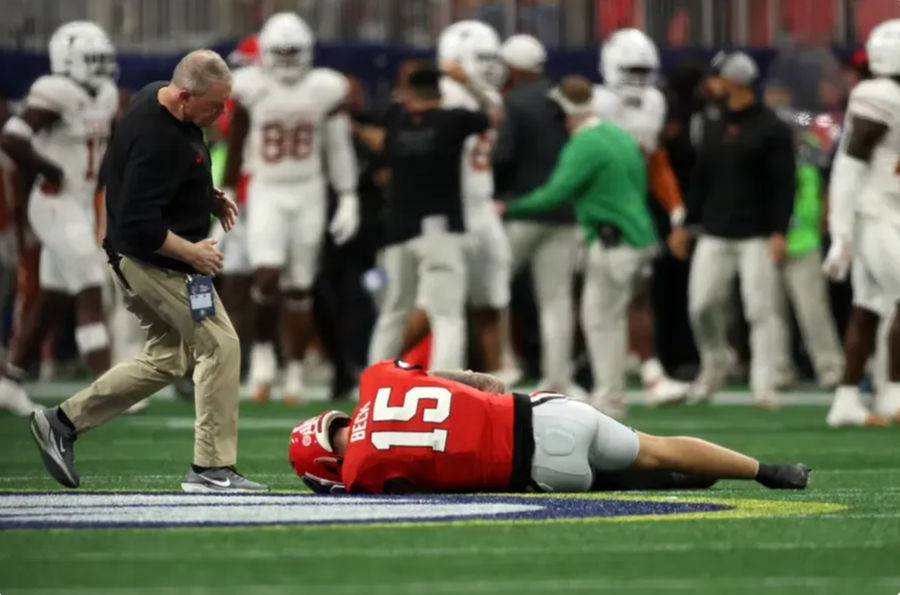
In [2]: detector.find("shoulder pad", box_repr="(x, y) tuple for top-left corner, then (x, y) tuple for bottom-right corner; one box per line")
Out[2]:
(307, 68), (349, 112)
(848, 79), (900, 124)
(26, 75), (79, 114)
(591, 85), (617, 118)
(230, 66), (267, 107)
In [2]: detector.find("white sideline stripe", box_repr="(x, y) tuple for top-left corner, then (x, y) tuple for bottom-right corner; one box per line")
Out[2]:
(13, 576), (900, 594)
(23, 380), (836, 406)
(1, 540), (896, 562)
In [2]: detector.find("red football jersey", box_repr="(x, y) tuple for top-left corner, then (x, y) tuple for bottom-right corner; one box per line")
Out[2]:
(341, 360), (519, 493)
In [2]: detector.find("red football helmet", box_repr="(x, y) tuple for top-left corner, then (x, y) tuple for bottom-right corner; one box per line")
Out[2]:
(288, 410), (349, 492)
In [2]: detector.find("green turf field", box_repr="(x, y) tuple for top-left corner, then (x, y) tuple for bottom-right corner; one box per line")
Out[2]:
(1, 396), (899, 595)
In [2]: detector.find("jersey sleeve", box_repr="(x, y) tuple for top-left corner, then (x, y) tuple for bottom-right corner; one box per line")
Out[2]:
(25, 75), (73, 114)
(847, 79), (900, 126)
(230, 66), (265, 108)
(308, 68), (350, 114)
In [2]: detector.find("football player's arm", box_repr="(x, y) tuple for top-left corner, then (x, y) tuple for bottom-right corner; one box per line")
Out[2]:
(382, 477), (418, 494)
(828, 115), (888, 240)
(323, 110), (359, 195)
(429, 369), (507, 394)
(0, 108), (63, 185)
(503, 135), (596, 218)
(221, 101), (249, 192)
(648, 148), (685, 225)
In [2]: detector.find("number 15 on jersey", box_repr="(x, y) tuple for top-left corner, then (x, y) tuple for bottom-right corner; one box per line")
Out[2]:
(366, 386), (453, 452)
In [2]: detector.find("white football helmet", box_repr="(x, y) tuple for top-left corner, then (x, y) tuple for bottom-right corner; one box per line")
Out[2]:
(866, 19), (900, 77)
(438, 20), (506, 89)
(48, 21), (117, 89)
(500, 34), (546, 73)
(259, 12), (314, 83)
(600, 28), (660, 91)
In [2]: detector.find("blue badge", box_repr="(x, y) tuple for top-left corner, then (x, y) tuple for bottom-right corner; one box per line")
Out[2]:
(186, 275), (215, 321)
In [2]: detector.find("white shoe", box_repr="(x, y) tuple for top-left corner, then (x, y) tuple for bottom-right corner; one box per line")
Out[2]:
(124, 399), (149, 414)
(687, 359), (728, 405)
(283, 360), (304, 405)
(874, 383), (900, 421)
(0, 377), (40, 416)
(645, 377), (689, 407)
(752, 391), (780, 410)
(248, 343), (277, 404)
(827, 386), (889, 428)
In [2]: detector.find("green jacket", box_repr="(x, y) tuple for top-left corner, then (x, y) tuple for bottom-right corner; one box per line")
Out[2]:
(504, 119), (657, 248)
(786, 163), (823, 256)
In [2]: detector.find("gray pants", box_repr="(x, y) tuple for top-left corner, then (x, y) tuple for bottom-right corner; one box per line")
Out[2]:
(689, 235), (777, 396)
(531, 396), (640, 492)
(772, 250), (844, 384)
(62, 257), (241, 467)
(368, 232), (468, 369)
(506, 221), (580, 389)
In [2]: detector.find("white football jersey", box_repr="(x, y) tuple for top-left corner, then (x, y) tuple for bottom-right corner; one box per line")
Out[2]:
(26, 75), (117, 199)
(440, 77), (501, 208)
(592, 85), (666, 153)
(843, 78), (900, 224)
(232, 65), (347, 184)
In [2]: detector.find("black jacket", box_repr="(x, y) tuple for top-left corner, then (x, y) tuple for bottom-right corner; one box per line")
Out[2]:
(687, 102), (796, 239)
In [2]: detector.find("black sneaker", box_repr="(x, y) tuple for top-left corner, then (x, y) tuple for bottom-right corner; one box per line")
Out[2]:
(756, 463), (810, 490)
(181, 466), (269, 493)
(29, 408), (79, 488)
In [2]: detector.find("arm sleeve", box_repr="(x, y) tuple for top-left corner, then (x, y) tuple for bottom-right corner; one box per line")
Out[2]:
(115, 134), (186, 253)
(649, 148), (685, 215)
(505, 134), (598, 218)
(765, 121), (797, 235)
(323, 111), (359, 195)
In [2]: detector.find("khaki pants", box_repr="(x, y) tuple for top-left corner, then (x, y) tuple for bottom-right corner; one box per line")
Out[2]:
(61, 256), (241, 467)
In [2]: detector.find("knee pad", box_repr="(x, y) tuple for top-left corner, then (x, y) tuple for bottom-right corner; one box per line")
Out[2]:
(75, 322), (110, 355)
(283, 289), (313, 311)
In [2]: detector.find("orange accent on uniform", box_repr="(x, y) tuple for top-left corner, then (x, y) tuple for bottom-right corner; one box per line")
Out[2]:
(649, 148), (684, 214)
(342, 360), (517, 493)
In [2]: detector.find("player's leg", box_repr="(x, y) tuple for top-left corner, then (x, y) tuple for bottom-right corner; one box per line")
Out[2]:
(783, 250), (843, 387)
(468, 216), (512, 377)
(738, 238), (780, 408)
(770, 261), (796, 388)
(280, 183), (328, 404)
(687, 236), (739, 403)
(629, 264), (689, 406)
(415, 232), (467, 369)
(368, 241), (419, 363)
(581, 242), (643, 419)
(530, 224), (579, 393)
(860, 220), (900, 422)
(827, 225), (892, 426)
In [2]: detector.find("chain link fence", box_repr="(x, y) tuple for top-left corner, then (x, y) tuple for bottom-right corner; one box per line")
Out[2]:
(1, 0), (899, 51)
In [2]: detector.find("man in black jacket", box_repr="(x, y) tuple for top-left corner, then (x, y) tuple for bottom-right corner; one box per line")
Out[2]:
(685, 52), (796, 408)
(27, 50), (267, 493)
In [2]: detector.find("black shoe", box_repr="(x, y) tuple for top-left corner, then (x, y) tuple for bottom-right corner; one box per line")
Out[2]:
(29, 408), (79, 488)
(756, 463), (810, 490)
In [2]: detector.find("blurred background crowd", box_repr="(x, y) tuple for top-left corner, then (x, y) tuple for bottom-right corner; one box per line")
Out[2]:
(0, 0), (898, 409)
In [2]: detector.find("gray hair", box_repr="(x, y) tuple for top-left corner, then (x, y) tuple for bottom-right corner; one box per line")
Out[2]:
(171, 49), (231, 95)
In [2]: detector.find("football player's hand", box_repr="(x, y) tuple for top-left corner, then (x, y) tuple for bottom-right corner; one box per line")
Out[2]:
(213, 188), (239, 232)
(302, 474), (346, 494)
(822, 235), (853, 281)
(769, 233), (787, 264)
(188, 238), (224, 275)
(442, 60), (469, 84)
(330, 193), (360, 245)
(667, 226), (690, 261)
(493, 201), (507, 217)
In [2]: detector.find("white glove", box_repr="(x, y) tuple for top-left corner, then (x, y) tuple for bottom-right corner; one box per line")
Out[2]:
(822, 235), (853, 281)
(329, 193), (360, 245)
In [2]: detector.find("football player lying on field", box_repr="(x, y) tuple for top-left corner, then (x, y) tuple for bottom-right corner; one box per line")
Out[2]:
(289, 360), (809, 494)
